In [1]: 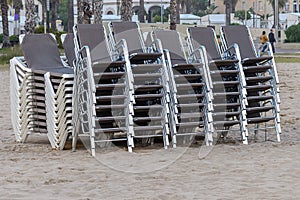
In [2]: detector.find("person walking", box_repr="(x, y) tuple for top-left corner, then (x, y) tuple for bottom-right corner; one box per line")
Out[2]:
(260, 31), (268, 52)
(268, 29), (276, 53)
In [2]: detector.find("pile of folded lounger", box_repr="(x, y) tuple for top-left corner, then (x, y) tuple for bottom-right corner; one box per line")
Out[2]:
(10, 23), (281, 156)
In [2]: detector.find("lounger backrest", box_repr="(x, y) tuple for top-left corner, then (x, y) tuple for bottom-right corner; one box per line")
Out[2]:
(110, 21), (144, 54)
(62, 33), (76, 68)
(153, 29), (186, 65)
(221, 25), (257, 59)
(188, 27), (221, 60)
(76, 24), (111, 62)
(21, 34), (65, 69)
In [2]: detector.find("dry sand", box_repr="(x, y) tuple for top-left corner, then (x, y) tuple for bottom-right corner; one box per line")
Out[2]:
(0, 63), (300, 199)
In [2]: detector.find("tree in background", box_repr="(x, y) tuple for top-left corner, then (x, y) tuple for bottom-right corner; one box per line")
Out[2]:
(24, 0), (36, 33)
(67, 0), (74, 32)
(93, 0), (103, 24)
(0, 0), (11, 47)
(169, 0), (176, 30)
(120, 0), (132, 21)
(78, 0), (92, 24)
(268, 0), (288, 27)
(138, 0), (145, 23)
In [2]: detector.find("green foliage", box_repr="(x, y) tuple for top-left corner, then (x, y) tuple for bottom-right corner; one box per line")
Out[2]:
(57, 0), (68, 32)
(0, 45), (23, 65)
(153, 15), (168, 23)
(9, 35), (19, 43)
(285, 23), (300, 43)
(234, 10), (251, 21)
(230, 22), (241, 26)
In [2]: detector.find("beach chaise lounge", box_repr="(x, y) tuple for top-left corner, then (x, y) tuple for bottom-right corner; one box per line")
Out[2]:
(220, 25), (281, 141)
(72, 23), (135, 156)
(10, 33), (74, 149)
(108, 21), (171, 148)
(151, 29), (214, 146)
(186, 26), (248, 144)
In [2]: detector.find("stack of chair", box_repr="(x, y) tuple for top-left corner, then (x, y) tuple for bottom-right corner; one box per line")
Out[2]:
(187, 27), (248, 144)
(72, 24), (135, 156)
(220, 25), (281, 141)
(10, 34), (74, 149)
(109, 21), (170, 148)
(151, 29), (214, 146)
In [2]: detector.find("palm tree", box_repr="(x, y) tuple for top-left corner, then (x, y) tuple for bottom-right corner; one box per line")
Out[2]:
(1, 0), (11, 47)
(169, 0), (176, 30)
(68, 0), (74, 32)
(176, 0), (180, 24)
(120, 0), (132, 21)
(51, 0), (58, 31)
(138, 0), (145, 23)
(24, 0), (36, 34)
(224, 0), (238, 25)
(78, 0), (92, 24)
(93, 0), (103, 24)
(268, 0), (288, 27)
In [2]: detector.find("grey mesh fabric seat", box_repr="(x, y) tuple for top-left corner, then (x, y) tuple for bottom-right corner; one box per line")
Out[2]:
(187, 26), (248, 144)
(61, 33), (76, 68)
(220, 25), (281, 141)
(108, 21), (171, 149)
(151, 29), (214, 146)
(10, 33), (74, 149)
(109, 21), (162, 63)
(72, 23), (135, 156)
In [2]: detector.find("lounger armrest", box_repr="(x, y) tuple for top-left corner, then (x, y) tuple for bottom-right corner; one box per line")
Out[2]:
(222, 43), (240, 60)
(188, 47), (205, 63)
(113, 39), (129, 61)
(147, 38), (162, 53)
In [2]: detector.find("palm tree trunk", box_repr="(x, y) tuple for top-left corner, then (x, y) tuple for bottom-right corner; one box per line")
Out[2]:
(138, 0), (145, 23)
(170, 0), (176, 30)
(51, 0), (58, 31)
(1, 0), (11, 47)
(176, 0), (180, 24)
(78, 0), (92, 24)
(120, 0), (132, 21)
(186, 0), (190, 14)
(224, 0), (231, 25)
(24, 0), (36, 34)
(68, 0), (74, 32)
(93, 0), (103, 24)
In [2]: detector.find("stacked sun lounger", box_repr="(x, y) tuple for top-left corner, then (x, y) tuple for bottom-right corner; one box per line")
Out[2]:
(10, 34), (74, 149)
(151, 29), (214, 146)
(72, 24), (135, 156)
(109, 22), (171, 148)
(220, 25), (281, 141)
(187, 27), (248, 144)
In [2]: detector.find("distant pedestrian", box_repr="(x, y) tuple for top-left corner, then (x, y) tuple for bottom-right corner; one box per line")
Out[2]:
(268, 29), (276, 53)
(259, 31), (268, 52)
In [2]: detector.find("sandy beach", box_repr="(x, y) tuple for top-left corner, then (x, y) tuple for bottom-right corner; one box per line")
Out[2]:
(0, 63), (300, 199)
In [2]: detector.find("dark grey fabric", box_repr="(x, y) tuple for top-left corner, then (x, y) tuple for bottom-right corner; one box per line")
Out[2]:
(62, 33), (76, 68)
(77, 24), (111, 62)
(21, 34), (65, 69)
(221, 25), (257, 59)
(153, 29), (186, 65)
(188, 27), (221, 60)
(111, 21), (144, 54)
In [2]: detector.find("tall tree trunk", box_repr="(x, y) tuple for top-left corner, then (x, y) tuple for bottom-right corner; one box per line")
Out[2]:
(51, 0), (58, 31)
(120, 0), (132, 21)
(24, 0), (36, 34)
(224, 0), (231, 25)
(138, 0), (145, 23)
(176, 0), (180, 24)
(170, 0), (176, 30)
(78, 0), (92, 24)
(1, 0), (11, 47)
(186, 0), (190, 14)
(93, 0), (103, 24)
(68, 0), (74, 32)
